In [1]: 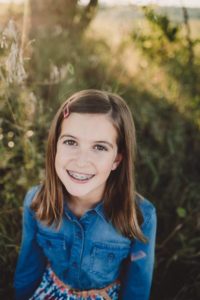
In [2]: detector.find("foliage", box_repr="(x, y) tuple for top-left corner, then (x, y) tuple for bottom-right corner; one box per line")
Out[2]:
(0, 2), (112, 297)
(0, 3), (200, 300)
(133, 7), (200, 116)
(0, 19), (43, 299)
(130, 6), (200, 300)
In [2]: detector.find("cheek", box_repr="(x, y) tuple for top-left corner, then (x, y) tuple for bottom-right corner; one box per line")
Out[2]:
(55, 151), (63, 170)
(55, 146), (67, 163)
(98, 157), (115, 174)
(56, 144), (77, 161)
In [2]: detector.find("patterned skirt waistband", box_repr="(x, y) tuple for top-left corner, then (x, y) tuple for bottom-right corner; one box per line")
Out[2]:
(30, 266), (120, 300)
(50, 267), (120, 300)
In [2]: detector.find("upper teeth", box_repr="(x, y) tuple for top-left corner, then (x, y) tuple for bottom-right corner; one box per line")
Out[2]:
(68, 171), (94, 180)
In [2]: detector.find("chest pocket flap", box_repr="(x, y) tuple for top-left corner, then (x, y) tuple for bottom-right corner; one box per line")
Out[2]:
(90, 242), (130, 279)
(37, 232), (70, 265)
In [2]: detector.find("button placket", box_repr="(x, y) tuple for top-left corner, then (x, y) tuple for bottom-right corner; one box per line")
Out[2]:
(76, 230), (82, 239)
(69, 221), (84, 285)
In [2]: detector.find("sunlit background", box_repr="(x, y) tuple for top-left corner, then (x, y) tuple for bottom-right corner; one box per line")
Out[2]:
(0, 0), (200, 299)
(0, 0), (200, 7)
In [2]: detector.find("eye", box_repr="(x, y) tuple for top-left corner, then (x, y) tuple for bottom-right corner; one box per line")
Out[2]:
(94, 144), (108, 151)
(63, 139), (77, 146)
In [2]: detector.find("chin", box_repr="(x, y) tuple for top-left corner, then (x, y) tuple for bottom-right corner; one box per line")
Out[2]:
(63, 186), (88, 197)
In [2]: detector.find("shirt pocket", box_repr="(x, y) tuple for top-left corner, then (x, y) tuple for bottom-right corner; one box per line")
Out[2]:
(90, 242), (130, 280)
(36, 232), (70, 266)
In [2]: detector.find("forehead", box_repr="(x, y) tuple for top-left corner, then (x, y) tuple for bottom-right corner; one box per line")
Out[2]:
(60, 113), (118, 143)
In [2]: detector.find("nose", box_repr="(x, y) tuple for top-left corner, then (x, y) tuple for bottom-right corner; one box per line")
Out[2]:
(74, 148), (91, 167)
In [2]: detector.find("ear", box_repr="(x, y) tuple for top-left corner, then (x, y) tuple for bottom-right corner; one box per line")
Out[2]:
(111, 153), (123, 171)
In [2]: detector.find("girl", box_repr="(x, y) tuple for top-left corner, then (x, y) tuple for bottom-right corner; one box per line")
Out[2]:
(14, 89), (157, 300)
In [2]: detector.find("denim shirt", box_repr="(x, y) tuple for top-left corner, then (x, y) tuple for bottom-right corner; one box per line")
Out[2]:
(14, 186), (157, 300)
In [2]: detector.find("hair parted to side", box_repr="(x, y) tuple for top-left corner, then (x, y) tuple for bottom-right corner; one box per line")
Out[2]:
(31, 89), (145, 242)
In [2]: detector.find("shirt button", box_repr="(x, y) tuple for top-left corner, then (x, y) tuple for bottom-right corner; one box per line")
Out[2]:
(46, 240), (52, 247)
(108, 253), (115, 260)
(72, 262), (78, 268)
(76, 231), (82, 238)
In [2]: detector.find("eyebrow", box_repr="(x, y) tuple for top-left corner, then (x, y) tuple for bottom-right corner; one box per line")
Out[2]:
(59, 134), (114, 148)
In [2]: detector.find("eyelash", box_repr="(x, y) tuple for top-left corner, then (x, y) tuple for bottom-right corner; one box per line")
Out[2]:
(95, 145), (108, 151)
(63, 139), (108, 151)
(63, 140), (76, 146)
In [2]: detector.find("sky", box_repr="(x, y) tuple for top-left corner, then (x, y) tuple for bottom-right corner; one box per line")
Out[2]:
(0, 0), (200, 8)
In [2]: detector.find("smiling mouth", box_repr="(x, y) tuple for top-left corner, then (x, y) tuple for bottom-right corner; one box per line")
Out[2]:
(67, 170), (95, 182)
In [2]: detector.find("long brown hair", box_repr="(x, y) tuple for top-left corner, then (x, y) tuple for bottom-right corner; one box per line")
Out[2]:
(31, 89), (145, 241)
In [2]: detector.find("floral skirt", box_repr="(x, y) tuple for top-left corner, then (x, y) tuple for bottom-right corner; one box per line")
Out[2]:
(29, 266), (120, 300)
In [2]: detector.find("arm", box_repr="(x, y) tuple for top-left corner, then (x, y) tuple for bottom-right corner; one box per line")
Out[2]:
(120, 202), (157, 300)
(14, 187), (47, 300)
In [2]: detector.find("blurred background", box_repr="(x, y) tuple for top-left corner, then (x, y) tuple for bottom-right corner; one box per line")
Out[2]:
(0, 0), (200, 299)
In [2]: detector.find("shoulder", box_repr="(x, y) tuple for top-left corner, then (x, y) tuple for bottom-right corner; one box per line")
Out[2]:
(24, 185), (42, 207)
(136, 193), (156, 227)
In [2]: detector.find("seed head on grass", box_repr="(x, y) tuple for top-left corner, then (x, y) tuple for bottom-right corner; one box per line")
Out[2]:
(1, 20), (27, 84)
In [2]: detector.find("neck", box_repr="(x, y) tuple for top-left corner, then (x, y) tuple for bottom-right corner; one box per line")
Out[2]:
(67, 196), (101, 218)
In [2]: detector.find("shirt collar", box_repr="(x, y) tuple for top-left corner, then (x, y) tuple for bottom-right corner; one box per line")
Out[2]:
(93, 201), (105, 220)
(63, 197), (106, 221)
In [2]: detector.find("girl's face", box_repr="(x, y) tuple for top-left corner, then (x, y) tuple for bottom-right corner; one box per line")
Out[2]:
(55, 113), (122, 205)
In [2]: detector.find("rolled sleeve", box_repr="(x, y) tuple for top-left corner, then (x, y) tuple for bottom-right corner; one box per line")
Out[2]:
(121, 202), (157, 300)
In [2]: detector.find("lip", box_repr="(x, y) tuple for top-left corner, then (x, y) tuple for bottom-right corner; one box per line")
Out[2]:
(66, 170), (95, 184)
